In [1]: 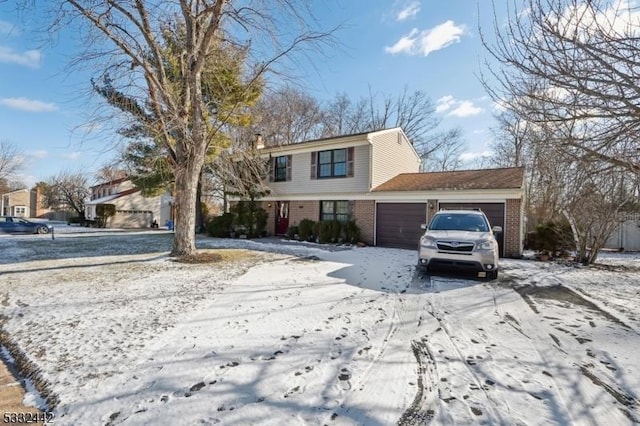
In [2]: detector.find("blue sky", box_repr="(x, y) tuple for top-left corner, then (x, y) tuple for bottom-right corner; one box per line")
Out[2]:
(0, 1), (505, 187)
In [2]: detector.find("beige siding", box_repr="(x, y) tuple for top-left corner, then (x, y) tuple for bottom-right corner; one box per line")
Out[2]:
(370, 129), (421, 189)
(266, 145), (371, 196)
(109, 193), (163, 228)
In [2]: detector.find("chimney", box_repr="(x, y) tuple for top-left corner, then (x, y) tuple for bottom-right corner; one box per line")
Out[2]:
(254, 133), (265, 150)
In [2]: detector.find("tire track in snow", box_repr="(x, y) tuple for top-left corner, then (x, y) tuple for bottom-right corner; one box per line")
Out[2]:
(424, 275), (505, 424)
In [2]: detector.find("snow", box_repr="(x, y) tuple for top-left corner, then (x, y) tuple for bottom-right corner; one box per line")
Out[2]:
(0, 229), (639, 425)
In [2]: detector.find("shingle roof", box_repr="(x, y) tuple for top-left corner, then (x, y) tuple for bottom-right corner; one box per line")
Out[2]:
(372, 167), (525, 192)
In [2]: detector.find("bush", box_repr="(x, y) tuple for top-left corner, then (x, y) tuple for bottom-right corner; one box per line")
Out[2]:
(343, 220), (361, 244)
(287, 225), (299, 240)
(207, 213), (234, 237)
(318, 221), (334, 244)
(298, 219), (316, 242)
(230, 201), (268, 238)
(533, 220), (574, 255)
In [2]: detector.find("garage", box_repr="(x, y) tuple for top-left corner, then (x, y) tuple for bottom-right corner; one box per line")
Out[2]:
(111, 210), (154, 228)
(438, 202), (505, 257)
(376, 203), (427, 249)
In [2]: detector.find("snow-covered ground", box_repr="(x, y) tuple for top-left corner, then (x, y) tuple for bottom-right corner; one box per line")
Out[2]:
(0, 228), (638, 425)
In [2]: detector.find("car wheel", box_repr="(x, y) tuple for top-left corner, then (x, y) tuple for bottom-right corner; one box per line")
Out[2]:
(37, 226), (49, 234)
(487, 270), (498, 280)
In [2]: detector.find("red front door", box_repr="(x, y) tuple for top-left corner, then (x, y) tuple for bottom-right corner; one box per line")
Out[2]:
(276, 201), (289, 235)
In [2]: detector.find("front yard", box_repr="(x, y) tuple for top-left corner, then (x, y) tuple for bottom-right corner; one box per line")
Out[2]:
(0, 229), (638, 425)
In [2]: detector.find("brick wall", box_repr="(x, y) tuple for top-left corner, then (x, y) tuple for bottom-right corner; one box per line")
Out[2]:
(288, 201), (320, 228)
(256, 201), (276, 235)
(353, 200), (375, 245)
(426, 199), (438, 223)
(505, 198), (523, 257)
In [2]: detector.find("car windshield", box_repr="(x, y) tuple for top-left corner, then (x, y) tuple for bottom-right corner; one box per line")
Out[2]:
(429, 213), (489, 232)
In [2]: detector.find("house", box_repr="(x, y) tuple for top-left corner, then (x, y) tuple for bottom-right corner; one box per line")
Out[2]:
(1, 188), (30, 217)
(244, 127), (525, 257)
(84, 178), (173, 228)
(1, 187), (67, 220)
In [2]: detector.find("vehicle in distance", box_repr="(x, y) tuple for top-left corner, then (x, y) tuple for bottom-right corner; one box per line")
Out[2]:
(418, 209), (501, 279)
(0, 216), (52, 234)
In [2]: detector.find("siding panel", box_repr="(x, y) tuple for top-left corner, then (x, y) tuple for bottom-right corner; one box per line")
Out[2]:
(370, 130), (421, 189)
(267, 145), (370, 195)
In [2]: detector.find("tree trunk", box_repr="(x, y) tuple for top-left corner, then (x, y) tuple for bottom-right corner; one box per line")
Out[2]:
(171, 157), (204, 257)
(195, 172), (203, 234)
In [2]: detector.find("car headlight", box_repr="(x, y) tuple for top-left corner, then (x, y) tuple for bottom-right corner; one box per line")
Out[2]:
(421, 238), (436, 248)
(477, 240), (494, 250)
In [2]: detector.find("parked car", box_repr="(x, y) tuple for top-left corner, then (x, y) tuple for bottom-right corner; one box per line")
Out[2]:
(0, 216), (52, 234)
(418, 209), (502, 279)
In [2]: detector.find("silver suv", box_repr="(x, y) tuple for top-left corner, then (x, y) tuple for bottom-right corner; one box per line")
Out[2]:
(418, 209), (501, 279)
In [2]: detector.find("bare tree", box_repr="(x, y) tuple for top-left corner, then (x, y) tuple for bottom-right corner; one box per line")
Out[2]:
(322, 93), (369, 136)
(0, 141), (23, 182)
(95, 164), (127, 183)
(253, 85), (326, 145)
(38, 0), (335, 256)
(40, 171), (90, 217)
(321, 87), (464, 171)
(481, 0), (640, 174)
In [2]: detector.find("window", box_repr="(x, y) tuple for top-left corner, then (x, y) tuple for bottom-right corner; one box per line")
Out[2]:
(311, 147), (354, 179)
(318, 149), (346, 178)
(271, 155), (291, 182)
(274, 156), (288, 182)
(320, 200), (350, 222)
(14, 206), (26, 216)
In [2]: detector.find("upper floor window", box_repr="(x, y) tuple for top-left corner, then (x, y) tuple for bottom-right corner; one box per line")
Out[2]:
(270, 155), (292, 182)
(311, 147), (354, 179)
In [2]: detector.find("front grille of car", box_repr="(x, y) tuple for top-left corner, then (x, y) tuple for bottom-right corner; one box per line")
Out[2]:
(436, 241), (474, 252)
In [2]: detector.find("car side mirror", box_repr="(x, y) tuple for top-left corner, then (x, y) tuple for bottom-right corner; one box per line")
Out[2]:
(420, 224), (427, 230)
(492, 226), (502, 233)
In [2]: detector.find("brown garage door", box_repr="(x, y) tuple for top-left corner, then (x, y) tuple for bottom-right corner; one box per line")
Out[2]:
(438, 202), (505, 257)
(376, 203), (427, 249)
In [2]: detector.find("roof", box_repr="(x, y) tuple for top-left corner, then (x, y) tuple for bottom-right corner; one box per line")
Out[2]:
(85, 188), (141, 205)
(372, 167), (525, 192)
(90, 177), (129, 189)
(259, 127), (405, 152)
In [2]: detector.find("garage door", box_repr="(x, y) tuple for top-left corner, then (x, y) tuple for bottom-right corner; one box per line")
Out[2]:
(438, 203), (505, 257)
(376, 203), (427, 249)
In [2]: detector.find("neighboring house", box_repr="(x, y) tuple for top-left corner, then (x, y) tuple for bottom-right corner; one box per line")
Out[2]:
(241, 127), (525, 257)
(1, 187), (64, 220)
(85, 178), (173, 228)
(1, 188), (30, 217)
(604, 213), (640, 252)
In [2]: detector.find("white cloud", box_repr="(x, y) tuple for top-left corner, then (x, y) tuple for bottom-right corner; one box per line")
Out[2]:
(396, 1), (420, 21)
(436, 96), (483, 117)
(0, 97), (57, 112)
(385, 20), (466, 56)
(435, 95), (456, 113)
(0, 46), (41, 68)
(459, 150), (493, 162)
(27, 150), (48, 159)
(449, 100), (483, 117)
(61, 152), (81, 160)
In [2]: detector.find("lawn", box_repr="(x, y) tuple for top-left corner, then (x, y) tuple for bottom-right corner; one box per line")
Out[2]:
(0, 228), (638, 425)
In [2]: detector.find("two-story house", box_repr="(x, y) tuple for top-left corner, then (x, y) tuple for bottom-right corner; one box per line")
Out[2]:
(85, 178), (173, 228)
(249, 127), (525, 257)
(1, 188), (30, 217)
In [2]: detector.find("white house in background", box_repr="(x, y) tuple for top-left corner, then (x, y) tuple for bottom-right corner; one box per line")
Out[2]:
(85, 178), (173, 228)
(604, 213), (640, 251)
